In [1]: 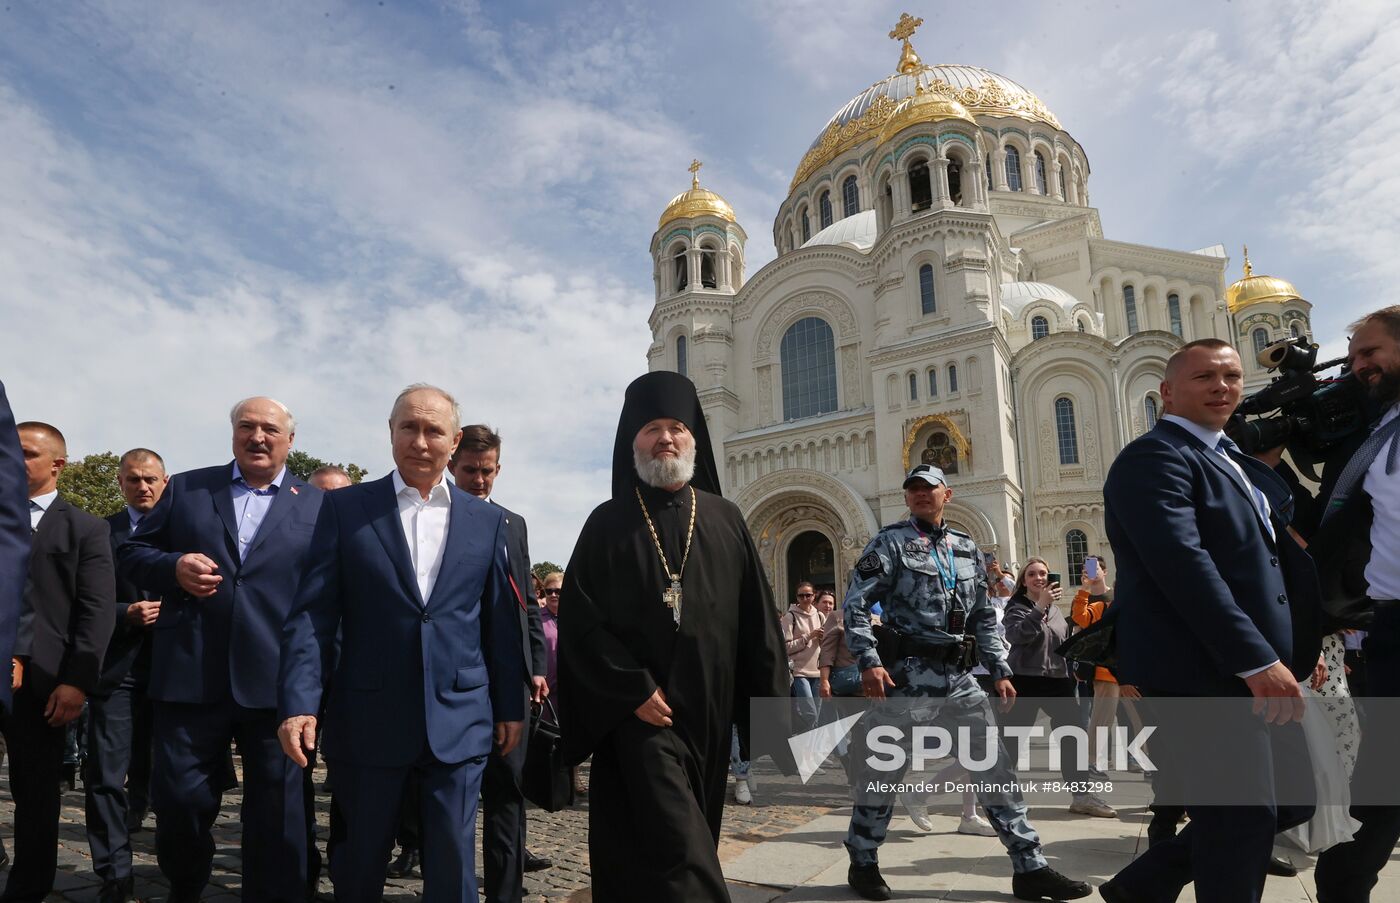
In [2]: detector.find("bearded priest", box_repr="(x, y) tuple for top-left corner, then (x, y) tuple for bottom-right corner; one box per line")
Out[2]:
(558, 371), (789, 901)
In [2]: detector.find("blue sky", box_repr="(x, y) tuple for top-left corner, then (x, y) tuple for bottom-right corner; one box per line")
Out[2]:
(1, 0), (1394, 562)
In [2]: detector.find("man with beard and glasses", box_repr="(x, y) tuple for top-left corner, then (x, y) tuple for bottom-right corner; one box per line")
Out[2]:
(119, 397), (324, 903)
(1313, 306), (1400, 902)
(557, 371), (789, 902)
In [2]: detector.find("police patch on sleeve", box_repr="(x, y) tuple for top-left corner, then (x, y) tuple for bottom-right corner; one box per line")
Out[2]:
(856, 551), (882, 578)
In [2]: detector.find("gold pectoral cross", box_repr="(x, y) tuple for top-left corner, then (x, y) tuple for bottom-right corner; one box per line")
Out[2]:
(663, 579), (683, 628)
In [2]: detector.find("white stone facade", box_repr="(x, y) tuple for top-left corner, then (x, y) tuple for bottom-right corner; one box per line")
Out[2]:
(647, 56), (1312, 600)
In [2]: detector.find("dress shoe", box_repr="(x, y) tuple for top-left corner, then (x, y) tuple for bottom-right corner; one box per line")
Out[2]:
(97, 876), (134, 903)
(1267, 854), (1297, 877)
(523, 850), (552, 872)
(385, 847), (420, 878)
(1012, 865), (1092, 901)
(1097, 880), (1131, 903)
(1069, 793), (1117, 818)
(847, 863), (892, 901)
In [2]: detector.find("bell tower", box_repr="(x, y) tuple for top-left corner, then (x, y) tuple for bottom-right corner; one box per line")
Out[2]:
(648, 161), (747, 490)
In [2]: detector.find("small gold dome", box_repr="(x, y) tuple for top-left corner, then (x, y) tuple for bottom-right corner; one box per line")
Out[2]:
(658, 161), (736, 229)
(1226, 247), (1304, 313)
(877, 86), (975, 145)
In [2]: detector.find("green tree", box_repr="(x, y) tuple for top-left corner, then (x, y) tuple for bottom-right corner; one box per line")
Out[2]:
(531, 560), (563, 581)
(57, 451), (125, 517)
(285, 450), (369, 483)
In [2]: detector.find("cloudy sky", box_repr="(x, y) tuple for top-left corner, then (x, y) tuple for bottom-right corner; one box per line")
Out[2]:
(1, 0), (1394, 562)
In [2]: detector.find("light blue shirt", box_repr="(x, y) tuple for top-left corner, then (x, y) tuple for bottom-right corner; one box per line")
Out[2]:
(1160, 414), (1278, 679)
(231, 463), (286, 562)
(29, 489), (58, 531)
(126, 505), (145, 534)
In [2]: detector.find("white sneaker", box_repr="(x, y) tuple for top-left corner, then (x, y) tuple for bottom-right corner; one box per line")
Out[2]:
(958, 814), (997, 836)
(1069, 793), (1117, 818)
(900, 796), (933, 832)
(734, 778), (752, 805)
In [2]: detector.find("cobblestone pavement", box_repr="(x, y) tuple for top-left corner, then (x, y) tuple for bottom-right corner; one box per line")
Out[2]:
(0, 758), (844, 901)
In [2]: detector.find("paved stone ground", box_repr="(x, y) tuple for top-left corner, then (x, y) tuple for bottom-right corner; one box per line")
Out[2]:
(0, 757), (837, 901)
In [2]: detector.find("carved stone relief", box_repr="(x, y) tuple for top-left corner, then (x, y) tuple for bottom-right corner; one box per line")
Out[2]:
(754, 292), (859, 359)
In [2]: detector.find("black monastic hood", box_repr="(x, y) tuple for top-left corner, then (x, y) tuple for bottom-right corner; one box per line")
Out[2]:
(610, 371), (722, 499)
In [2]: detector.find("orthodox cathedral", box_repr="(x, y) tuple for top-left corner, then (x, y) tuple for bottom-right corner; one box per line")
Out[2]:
(645, 14), (1313, 598)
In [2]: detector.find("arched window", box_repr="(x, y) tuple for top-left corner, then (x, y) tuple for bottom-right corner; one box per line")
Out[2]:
(1167, 293), (1183, 338)
(880, 179), (893, 224)
(1290, 321), (1302, 338)
(1123, 284), (1139, 333)
(1004, 147), (1023, 192)
(919, 263), (936, 315)
(676, 335), (688, 378)
(947, 363), (959, 393)
(673, 246), (688, 292)
(699, 246), (717, 289)
(842, 175), (859, 217)
(1031, 316), (1050, 341)
(1144, 394), (1159, 430)
(1252, 328), (1270, 356)
(947, 157), (963, 205)
(986, 154), (994, 190)
(800, 207), (811, 243)
(908, 372), (918, 401)
(909, 159), (932, 211)
(1065, 530), (1089, 581)
(819, 191), (833, 229)
(1077, 318), (1087, 333)
(1034, 151), (1048, 194)
(1054, 397), (1079, 465)
(927, 368), (938, 397)
(780, 317), (838, 420)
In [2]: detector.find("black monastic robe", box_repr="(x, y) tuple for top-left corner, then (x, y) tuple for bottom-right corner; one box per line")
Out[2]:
(559, 482), (788, 901)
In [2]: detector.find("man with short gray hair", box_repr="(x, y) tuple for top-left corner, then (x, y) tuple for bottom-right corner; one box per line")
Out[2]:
(279, 385), (522, 903)
(120, 397), (324, 903)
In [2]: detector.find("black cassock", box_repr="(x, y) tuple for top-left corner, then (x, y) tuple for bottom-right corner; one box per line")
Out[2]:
(559, 482), (788, 901)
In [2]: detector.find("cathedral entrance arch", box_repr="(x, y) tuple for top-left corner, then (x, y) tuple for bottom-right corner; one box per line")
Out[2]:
(733, 469), (879, 608)
(786, 530), (836, 600)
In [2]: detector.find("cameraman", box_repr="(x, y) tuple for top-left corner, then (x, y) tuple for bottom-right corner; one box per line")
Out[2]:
(1312, 305), (1400, 903)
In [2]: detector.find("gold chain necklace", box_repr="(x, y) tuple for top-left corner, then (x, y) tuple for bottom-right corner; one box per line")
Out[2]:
(635, 485), (696, 628)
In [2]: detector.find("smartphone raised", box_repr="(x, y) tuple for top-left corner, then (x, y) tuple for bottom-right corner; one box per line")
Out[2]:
(1047, 572), (1062, 586)
(1084, 557), (1099, 580)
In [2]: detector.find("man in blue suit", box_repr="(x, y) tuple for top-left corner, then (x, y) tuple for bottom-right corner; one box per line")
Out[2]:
(119, 397), (324, 903)
(278, 384), (523, 903)
(1098, 339), (1318, 903)
(0, 381), (26, 718)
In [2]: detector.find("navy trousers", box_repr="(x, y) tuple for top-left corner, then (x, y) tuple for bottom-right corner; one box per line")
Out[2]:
(151, 700), (306, 902)
(328, 748), (487, 903)
(84, 675), (153, 883)
(0, 684), (66, 903)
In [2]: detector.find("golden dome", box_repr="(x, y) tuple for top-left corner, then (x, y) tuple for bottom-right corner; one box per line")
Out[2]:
(1226, 247), (1304, 313)
(877, 85), (975, 145)
(658, 161), (736, 229)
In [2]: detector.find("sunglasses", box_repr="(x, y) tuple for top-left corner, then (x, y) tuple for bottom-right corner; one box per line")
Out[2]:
(543, 588), (562, 596)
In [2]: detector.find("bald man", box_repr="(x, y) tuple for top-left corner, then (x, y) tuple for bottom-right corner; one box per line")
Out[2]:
(4, 422), (114, 903)
(119, 397), (324, 903)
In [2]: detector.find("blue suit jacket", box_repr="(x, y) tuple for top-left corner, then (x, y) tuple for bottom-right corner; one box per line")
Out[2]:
(278, 474), (523, 768)
(0, 381), (28, 713)
(1105, 419), (1320, 696)
(117, 463), (324, 709)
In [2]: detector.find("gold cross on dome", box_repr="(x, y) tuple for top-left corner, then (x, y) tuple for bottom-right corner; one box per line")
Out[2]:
(689, 158), (702, 187)
(889, 12), (923, 43)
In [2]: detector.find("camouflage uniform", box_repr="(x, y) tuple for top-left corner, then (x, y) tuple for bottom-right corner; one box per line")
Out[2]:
(842, 517), (1049, 874)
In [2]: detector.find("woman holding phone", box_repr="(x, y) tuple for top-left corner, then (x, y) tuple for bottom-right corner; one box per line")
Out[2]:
(1000, 558), (1118, 819)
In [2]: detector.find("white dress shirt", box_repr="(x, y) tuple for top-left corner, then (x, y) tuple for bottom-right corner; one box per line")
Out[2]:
(393, 470), (453, 602)
(1161, 414), (1278, 679)
(1363, 405), (1400, 600)
(29, 489), (58, 531)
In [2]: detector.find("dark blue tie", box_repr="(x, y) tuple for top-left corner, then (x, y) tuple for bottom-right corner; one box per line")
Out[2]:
(1322, 411), (1400, 524)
